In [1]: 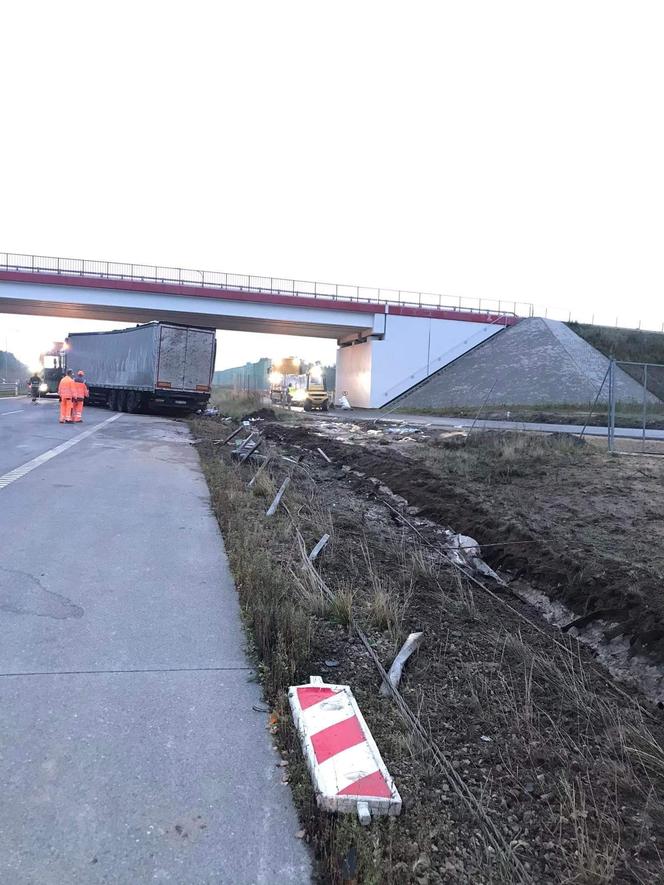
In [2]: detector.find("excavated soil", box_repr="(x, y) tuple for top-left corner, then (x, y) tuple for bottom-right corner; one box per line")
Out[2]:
(264, 420), (664, 668)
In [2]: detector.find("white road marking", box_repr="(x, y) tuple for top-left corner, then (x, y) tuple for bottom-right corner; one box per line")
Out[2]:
(0, 410), (24, 416)
(0, 414), (121, 490)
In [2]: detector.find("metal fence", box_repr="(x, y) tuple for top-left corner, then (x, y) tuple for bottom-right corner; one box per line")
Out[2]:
(0, 382), (20, 397)
(606, 359), (664, 454)
(0, 251), (529, 319)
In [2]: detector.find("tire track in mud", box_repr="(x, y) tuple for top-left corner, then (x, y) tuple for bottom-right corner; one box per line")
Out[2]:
(264, 422), (664, 668)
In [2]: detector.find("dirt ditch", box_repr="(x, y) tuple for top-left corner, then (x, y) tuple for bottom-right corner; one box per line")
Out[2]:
(265, 420), (664, 669)
(190, 413), (664, 884)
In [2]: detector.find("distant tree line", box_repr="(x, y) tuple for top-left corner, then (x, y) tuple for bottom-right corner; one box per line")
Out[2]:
(0, 351), (29, 383)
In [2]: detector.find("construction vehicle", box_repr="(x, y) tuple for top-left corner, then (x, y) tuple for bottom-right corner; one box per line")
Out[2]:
(38, 343), (66, 394)
(269, 358), (331, 411)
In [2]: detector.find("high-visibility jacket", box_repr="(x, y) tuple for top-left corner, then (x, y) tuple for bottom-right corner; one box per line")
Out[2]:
(58, 376), (76, 399)
(73, 379), (89, 400)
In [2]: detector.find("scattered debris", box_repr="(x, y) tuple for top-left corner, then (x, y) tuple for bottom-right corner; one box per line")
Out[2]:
(316, 447), (332, 463)
(232, 432), (263, 464)
(266, 477), (291, 517)
(308, 533), (330, 562)
(445, 533), (503, 583)
(379, 631), (425, 697)
(248, 454), (272, 488)
(216, 425), (243, 446)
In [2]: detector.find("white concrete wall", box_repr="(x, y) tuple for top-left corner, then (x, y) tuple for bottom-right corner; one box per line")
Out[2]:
(335, 315), (506, 408)
(335, 341), (373, 407)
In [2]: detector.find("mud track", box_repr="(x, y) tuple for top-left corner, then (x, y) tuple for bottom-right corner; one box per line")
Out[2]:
(263, 421), (664, 667)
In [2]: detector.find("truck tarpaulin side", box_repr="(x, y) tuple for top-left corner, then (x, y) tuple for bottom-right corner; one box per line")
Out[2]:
(66, 322), (216, 414)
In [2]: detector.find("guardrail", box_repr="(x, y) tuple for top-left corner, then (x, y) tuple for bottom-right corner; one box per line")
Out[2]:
(0, 251), (530, 319)
(0, 382), (20, 397)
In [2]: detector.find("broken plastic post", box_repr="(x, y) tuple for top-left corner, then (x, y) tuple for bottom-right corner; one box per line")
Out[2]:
(357, 801), (371, 826)
(316, 447), (332, 463)
(380, 632), (424, 697)
(265, 477), (290, 516)
(309, 675), (324, 685)
(308, 534), (330, 562)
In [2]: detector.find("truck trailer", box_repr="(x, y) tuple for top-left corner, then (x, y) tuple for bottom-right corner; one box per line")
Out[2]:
(66, 322), (216, 414)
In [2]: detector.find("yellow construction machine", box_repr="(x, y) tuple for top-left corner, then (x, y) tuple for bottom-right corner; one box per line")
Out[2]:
(269, 359), (331, 411)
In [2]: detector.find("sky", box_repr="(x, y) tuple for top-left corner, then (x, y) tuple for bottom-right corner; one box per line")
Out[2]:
(1, 1), (663, 371)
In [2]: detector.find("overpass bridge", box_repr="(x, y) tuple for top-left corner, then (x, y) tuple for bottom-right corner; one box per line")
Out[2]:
(0, 252), (527, 407)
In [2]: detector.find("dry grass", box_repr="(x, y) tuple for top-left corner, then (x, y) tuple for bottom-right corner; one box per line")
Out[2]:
(210, 388), (266, 418)
(424, 430), (588, 484)
(190, 416), (664, 884)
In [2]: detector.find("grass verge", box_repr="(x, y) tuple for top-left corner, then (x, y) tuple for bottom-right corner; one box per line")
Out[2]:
(191, 415), (664, 883)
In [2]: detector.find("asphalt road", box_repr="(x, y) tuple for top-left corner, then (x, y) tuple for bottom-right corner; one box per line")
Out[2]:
(0, 398), (311, 885)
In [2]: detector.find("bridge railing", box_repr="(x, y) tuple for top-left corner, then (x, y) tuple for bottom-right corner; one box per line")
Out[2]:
(0, 252), (531, 319)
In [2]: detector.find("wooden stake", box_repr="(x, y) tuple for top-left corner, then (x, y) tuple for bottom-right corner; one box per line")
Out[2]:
(215, 425), (243, 446)
(248, 454), (272, 488)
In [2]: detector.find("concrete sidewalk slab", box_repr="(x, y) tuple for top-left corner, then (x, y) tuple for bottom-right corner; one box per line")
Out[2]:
(0, 409), (311, 884)
(0, 669), (308, 885)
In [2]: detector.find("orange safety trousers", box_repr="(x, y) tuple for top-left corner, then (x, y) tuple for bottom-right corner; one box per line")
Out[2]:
(72, 399), (85, 422)
(59, 398), (73, 422)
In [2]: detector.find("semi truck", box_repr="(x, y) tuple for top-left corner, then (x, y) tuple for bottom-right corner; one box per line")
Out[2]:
(66, 322), (216, 414)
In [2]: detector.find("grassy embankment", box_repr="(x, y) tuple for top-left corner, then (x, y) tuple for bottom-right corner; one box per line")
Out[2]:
(394, 323), (664, 426)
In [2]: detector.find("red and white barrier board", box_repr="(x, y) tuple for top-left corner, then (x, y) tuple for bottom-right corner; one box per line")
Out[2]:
(289, 677), (401, 824)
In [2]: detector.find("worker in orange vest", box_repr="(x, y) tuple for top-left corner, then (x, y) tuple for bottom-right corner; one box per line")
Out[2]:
(57, 371), (76, 423)
(72, 370), (89, 423)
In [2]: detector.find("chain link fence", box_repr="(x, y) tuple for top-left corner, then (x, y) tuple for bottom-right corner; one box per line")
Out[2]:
(605, 360), (664, 454)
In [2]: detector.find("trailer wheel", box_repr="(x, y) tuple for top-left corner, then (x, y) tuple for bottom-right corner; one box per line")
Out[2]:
(108, 390), (118, 411)
(117, 390), (128, 412)
(126, 391), (141, 413)
(303, 399), (312, 412)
